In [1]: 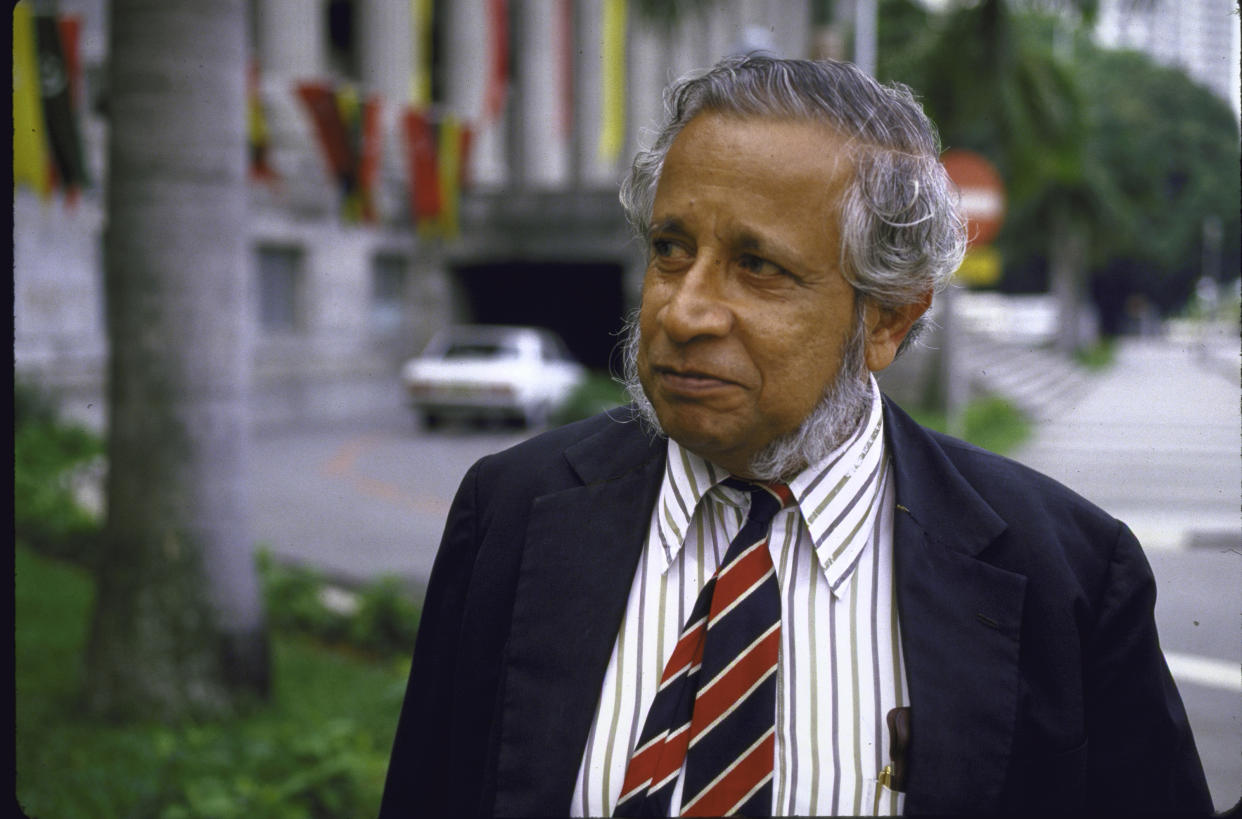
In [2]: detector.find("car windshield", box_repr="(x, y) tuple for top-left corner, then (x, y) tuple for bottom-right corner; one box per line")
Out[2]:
(440, 342), (519, 360)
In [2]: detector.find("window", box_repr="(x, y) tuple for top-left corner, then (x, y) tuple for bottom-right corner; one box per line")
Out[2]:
(370, 253), (407, 334)
(257, 245), (302, 333)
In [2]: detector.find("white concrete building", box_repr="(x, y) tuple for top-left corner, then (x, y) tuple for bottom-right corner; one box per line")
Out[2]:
(15, 0), (829, 430)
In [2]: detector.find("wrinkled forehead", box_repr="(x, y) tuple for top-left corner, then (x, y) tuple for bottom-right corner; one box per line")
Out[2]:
(656, 112), (857, 211)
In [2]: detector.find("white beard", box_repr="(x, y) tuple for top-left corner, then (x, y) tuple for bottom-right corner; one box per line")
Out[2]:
(617, 310), (873, 482)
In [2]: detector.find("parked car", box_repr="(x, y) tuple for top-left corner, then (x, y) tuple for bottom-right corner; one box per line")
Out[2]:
(401, 325), (587, 429)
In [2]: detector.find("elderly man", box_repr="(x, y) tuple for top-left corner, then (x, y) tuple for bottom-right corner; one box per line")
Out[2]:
(380, 56), (1211, 816)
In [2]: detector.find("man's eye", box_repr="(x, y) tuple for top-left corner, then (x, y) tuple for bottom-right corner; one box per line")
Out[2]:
(651, 238), (690, 262)
(737, 254), (788, 279)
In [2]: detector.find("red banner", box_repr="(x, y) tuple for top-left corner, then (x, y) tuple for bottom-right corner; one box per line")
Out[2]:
(297, 81), (353, 185)
(404, 109), (442, 223)
(484, 0), (509, 121)
(357, 96), (383, 222)
(36, 13), (89, 193)
(296, 81), (383, 222)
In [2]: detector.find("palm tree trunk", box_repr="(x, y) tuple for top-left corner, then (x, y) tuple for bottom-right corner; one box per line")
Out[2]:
(86, 0), (268, 719)
(1051, 209), (1089, 356)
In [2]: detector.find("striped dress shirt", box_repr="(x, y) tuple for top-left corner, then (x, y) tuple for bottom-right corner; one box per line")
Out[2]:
(571, 379), (908, 816)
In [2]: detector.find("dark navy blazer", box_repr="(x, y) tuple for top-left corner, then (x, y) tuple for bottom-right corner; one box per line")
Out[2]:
(380, 398), (1213, 816)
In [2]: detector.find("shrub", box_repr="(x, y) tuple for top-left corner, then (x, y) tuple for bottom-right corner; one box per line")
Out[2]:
(17, 546), (403, 819)
(553, 371), (630, 425)
(256, 550), (420, 659)
(349, 576), (421, 657)
(256, 550), (353, 645)
(14, 381), (104, 564)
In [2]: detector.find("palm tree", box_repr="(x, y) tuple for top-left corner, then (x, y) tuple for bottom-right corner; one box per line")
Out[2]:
(882, 0), (1108, 354)
(85, 0), (269, 719)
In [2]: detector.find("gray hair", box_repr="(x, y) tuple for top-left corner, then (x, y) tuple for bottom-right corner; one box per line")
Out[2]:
(619, 54), (967, 353)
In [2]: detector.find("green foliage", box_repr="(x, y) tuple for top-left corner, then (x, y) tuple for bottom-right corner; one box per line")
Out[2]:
(349, 576), (422, 657)
(909, 394), (1031, 456)
(553, 370), (630, 425)
(1073, 337), (1116, 371)
(256, 549), (422, 659)
(1078, 47), (1240, 311)
(256, 551), (353, 645)
(14, 381), (104, 564)
(960, 394), (1031, 455)
(880, 0), (1240, 322)
(17, 546), (407, 819)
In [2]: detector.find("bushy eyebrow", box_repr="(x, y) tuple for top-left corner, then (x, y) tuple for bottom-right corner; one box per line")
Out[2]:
(737, 231), (801, 268)
(649, 217), (687, 236)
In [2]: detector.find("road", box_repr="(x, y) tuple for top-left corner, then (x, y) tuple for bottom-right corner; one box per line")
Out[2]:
(1008, 331), (1240, 812)
(251, 333), (1240, 811)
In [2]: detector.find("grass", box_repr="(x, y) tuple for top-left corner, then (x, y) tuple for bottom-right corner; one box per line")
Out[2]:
(553, 370), (630, 425)
(1073, 337), (1117, 371)
(907, 394), (1031, 456)
(16, 545), (410, 819)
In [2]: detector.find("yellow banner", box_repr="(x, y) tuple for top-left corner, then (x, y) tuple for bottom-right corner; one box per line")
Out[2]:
(438, 115), (462, 237)
(956, 246), (1003, 287)
(410, 0), (433, 107)
(13, 1), (50, 196)
(598, 0), (627, 163)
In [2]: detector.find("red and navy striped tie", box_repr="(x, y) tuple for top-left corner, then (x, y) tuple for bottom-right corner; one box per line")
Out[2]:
(615, 478), (793, 817)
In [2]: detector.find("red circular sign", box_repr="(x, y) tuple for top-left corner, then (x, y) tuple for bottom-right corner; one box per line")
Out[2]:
(941, 149), (1006, 248)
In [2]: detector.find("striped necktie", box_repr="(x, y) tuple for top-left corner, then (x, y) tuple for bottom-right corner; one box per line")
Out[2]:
(615, 479), (793, 818)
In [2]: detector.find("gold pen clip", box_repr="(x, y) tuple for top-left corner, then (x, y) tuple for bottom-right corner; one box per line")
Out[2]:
(878, 765), (893, 789)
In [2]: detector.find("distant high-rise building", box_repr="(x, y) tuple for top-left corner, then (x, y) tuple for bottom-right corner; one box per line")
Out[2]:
(1095, 0), (1241, 119)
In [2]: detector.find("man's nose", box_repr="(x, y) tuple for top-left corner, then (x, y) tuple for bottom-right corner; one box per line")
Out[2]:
(659, 256), (733, 343)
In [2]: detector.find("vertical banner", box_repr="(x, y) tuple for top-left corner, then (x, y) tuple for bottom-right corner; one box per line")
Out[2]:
(458, 123), (475, 191)
(599, 0), (627, 162)
(297, 81), (353, 187)
(483, 0), (509, 121)
(248, 60), (278, 182)
(57, 15), (83, 108)
(35, 11), (90, 192)
(357, 96), (383, 222)
(335, 86), (363, 222)
(403, 108), (442, 228)
(437, 115), (463, 237)
(402, 109), (474, 236)
(410, 0), (433, 106)
(297, 81), (382, 224)
(13, 1), (50, 197)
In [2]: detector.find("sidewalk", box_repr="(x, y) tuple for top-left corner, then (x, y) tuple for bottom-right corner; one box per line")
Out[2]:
(1009, 331), (1240, 551)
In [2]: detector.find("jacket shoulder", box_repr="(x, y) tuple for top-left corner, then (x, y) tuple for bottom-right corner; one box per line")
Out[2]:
(472, 407), (664, 498)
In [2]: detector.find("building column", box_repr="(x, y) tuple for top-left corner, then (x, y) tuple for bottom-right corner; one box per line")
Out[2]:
(356, 0), (413, 105)
(255, 0), (326, 78)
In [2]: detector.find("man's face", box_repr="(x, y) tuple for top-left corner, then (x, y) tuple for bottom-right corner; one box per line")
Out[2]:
(636, 113), (885, 477)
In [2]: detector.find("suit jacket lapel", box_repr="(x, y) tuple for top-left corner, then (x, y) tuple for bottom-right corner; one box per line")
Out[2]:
(883, 399), (1027, 815)
(493, 417), (666, 816)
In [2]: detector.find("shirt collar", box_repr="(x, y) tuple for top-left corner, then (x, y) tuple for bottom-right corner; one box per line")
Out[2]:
(653, 376), (889, 595)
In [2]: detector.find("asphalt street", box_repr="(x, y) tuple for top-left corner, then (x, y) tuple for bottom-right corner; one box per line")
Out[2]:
(251, 333), (1240, 811)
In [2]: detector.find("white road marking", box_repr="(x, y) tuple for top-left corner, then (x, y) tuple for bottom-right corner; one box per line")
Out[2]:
(1166, 652), (1240, 691)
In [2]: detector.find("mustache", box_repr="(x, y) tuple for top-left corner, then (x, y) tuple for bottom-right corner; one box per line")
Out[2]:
(614, 308), (872, 481)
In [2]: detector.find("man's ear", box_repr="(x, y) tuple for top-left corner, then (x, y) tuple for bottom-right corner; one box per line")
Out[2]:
(863, 290), (933, 372)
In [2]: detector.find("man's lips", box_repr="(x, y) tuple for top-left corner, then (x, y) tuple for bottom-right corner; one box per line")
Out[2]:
(652, 366), (744, 394)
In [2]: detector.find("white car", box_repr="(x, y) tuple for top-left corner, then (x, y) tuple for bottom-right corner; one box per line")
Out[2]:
(401, 325), (587, 429)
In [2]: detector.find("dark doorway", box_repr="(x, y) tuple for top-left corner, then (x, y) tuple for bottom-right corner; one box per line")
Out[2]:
(454, 261), (627, 371)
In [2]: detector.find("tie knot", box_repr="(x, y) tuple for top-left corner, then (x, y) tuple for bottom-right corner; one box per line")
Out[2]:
(722, 478), (794, 528)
